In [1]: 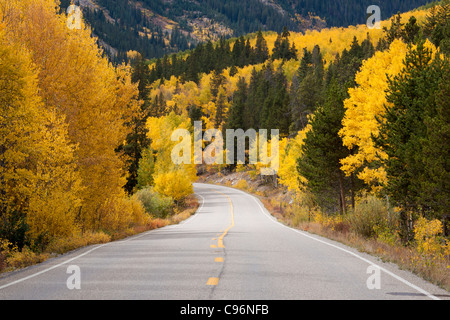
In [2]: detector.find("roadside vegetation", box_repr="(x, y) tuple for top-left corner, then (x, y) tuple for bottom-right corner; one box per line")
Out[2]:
(202, 170), (449, 291)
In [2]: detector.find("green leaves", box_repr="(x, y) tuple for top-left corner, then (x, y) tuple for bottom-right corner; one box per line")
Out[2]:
(375, 39), (448, 225)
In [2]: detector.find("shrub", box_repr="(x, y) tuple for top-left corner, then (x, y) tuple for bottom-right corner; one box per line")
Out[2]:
(133, 187), (174, 219)
(98, 196), (149, 232)
(314, 212), (348, 232)
(414, 217), (449, 266)
(347, 194), (396, 239)
(153, 170), (194, 202)
(234, 179), (248, 190)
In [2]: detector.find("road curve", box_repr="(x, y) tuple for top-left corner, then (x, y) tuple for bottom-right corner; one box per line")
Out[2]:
(0, 183), (448, 300)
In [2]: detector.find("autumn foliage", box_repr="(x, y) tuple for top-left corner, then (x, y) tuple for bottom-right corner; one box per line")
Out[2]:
(1, 0), (448, 286)
(0, 0), (149, 257)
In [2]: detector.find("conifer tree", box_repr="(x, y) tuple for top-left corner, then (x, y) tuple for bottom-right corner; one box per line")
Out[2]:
(120, 54), (152, 194)
(226, 77), (248, 130)
(374, 40), (447, 241)
(255, 30), (269, 63)
(297, 79), (353, 214)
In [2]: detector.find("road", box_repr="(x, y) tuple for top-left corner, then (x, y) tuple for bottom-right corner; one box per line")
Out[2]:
(0, 183), (448, 300)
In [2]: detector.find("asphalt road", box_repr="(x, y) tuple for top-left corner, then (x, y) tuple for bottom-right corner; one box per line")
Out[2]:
(0, 183), (448, 300)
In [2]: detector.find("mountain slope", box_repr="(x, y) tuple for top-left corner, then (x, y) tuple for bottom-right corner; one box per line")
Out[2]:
(60, 0), (433, 61)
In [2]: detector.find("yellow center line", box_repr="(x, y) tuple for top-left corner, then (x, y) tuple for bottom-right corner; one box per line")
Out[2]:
(213, 191), (234, 249)
(206, 277), (219, 285)
(206, 191), (234, 286)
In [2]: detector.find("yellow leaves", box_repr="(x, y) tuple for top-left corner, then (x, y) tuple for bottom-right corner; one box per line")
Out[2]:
(278, 127), (310, 195)
(0, 0), (146, 240)
(339, 38), (440, 191)
(413, 216), (449, 267)
(153, 171), (194, 201)
(339, 39), (409, 188)
(25, 111), (83, 241)
(0, 22), (83, 243)
(146, 113), (197, 201)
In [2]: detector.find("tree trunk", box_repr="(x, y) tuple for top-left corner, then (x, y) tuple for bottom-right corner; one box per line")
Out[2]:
(338, 172), (347, 215)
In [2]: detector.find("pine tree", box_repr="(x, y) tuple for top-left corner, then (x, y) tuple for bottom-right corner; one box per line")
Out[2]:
(402, 16), (421, 44)
(226, 77), (248, 130)
(297, 79), (353, 215)
(374, 40), (446, 241)
(119, 54), (152, 194)
(214, 87), (227, 129)
(383, 12), (405, 45)
(255, 30), (269, 63)
(210, 69), (226, 101)
(260, 67), (291, 137)
(423, 63), (450, 235)
(291, 46), (325, 132)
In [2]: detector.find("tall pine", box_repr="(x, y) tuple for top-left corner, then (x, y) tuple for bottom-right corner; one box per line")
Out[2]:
(375, 40), (448, 241)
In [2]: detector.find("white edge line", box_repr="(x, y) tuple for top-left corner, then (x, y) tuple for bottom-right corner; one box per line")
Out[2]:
(220, 184), (440, 301)
(0, 194), (207, 291)
(0, 244), (108, 290)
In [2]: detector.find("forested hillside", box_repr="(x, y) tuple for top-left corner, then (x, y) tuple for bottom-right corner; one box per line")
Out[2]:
(58, 0), (434, 62)
(283, 0), (436, 27)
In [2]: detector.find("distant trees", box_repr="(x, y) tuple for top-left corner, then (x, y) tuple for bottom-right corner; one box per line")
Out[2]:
(224, 62), (290, 137)
(149, 31), (271, 84)
(272, 27), (298, 61)
(290, 0), (434, 27)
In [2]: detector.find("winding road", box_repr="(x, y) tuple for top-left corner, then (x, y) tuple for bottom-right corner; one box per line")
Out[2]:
(0, 183), (448, 300)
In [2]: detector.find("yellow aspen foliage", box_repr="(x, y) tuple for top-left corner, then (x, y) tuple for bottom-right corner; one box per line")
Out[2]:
(0, 23), (82, 244)
(278, 127), (311, 195)
(1, 0), (144, 232)
(153, 171), (194, 201)
(25, 111), (83, 243)
(339, 39), (437, 190)
(414, 216), (450, 267)
(255, 9), (428, 65)
(146, 113), (197, 201)
(339, 39), (409, 189)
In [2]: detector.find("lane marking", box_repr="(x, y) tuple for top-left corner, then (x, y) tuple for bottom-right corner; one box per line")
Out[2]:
(196, 184), (441, 301)
(0, 244), (108, 290)
(206, 277), (219, 285)
(215, 257), (224, 262)
(0, 192), (208, 291)
(213, 191), (234, 249)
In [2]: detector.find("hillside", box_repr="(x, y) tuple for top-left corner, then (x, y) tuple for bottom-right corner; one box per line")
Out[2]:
(59, 0), (434, 61)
